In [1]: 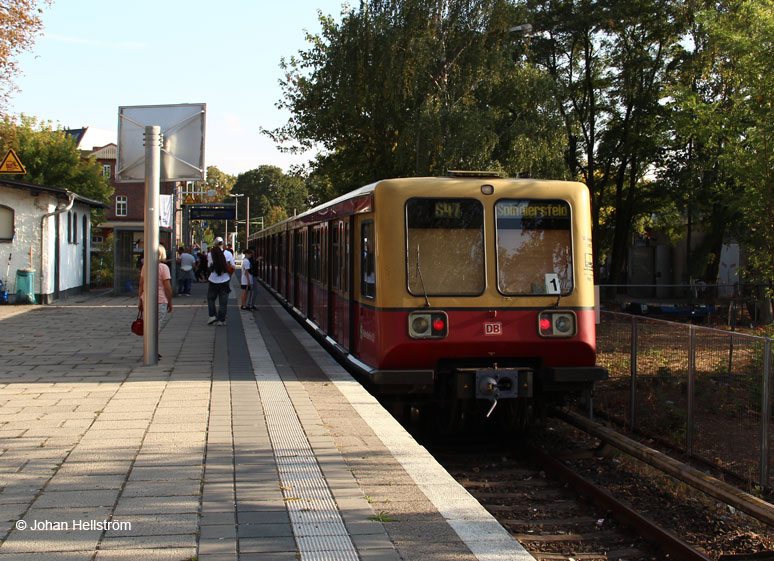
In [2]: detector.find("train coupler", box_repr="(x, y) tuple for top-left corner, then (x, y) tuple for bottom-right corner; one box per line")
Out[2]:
(474, 368), (533, 417)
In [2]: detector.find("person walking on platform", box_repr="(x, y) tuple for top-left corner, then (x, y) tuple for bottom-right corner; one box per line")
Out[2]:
(177, 246), (196, 296)
(196, 250), (208, 282)
(240, 248), (255, 311)
(207, 237), (235, 326)
(139, 245), (173, 331)
(246, 251), (259, 311)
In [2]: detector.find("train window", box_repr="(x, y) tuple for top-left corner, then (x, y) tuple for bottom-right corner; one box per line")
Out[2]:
(343, 221), (350, 292)
(361, 221), (375, 299)
(331, 221), (349, 292)
(294, 229), (305, 277)
(495, 199), (573, 295)
(311, 226), (321, 282)
(321, 223), (328, 286)
(405, 198), (484, 296)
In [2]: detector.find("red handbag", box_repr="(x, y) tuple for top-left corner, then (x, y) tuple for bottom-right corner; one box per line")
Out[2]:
(131, 310), (143, 336)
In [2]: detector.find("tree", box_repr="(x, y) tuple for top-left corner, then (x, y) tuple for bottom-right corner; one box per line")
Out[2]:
(267, 0), (567, 196)
(655, 0), (743, 284)
(233, 165), (307, 227)
(0, 0), (50, 108)
(202, 165), (236, 202)
(0, 115), (113, 206)
(527, 0), (686, 283)
(704, 1), (774, 293)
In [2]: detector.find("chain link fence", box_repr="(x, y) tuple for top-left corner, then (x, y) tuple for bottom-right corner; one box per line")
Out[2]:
(593, 311), (773, 493)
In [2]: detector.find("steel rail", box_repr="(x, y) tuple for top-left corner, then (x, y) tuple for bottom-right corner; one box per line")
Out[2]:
(525, 441), (713, 561)
(555, 409), (774, 527)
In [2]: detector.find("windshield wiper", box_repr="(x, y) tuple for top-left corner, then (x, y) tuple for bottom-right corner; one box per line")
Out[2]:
(415, 244), (431, 308)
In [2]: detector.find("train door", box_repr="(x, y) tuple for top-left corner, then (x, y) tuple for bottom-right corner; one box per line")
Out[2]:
(285, 230), (292, 301)
(287, 230), (295, 307)
(353, 218), (378, 365)
(295, 228), (307, 314)
(296, 228), (309, 317)
(309, 224), (323, 327)
(279, 231), (286, 298)
(329, 219), (350, 350)
(274, 233), (280, 290)
(268, 235), (274, 286)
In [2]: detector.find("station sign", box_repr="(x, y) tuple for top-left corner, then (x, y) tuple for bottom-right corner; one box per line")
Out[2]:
(188, 203), (236, 220)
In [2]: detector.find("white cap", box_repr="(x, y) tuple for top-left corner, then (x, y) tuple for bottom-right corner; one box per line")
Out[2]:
(214, 237), (224, 245)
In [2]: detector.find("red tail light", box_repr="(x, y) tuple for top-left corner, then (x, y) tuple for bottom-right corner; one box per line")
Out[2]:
(408, 311), (449, 339)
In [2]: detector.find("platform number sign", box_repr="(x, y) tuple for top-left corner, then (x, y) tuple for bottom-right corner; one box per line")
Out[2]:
(545, 273), (561, 295)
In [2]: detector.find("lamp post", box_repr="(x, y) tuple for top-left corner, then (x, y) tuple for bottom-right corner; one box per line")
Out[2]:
(228, 193), (244, 251)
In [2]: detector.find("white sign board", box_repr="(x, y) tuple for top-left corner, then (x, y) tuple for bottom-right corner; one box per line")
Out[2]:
(117, 103), (206, 182)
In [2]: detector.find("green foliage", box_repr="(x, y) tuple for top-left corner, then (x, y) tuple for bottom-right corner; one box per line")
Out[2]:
(233, 165), (307, 226)
(528, 0), (688, 282)
(262, 0), (774, 287)
(267, 0), (566, 196)
(203, 165), (236, 202)
(705, 1), (774, 287)
(0, 115), (113, 207)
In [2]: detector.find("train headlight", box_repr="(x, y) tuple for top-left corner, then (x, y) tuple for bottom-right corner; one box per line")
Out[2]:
(412, 316), (429, 334)
(538, 311), (576, 338)
(409, 311), (449, 339)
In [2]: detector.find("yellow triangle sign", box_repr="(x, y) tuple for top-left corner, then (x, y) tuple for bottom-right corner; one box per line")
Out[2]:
(183, 194), (195, 204)
(0, 149), (26, 174)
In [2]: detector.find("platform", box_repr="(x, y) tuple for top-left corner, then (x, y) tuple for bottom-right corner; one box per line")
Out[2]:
(0, 276), (534, 561)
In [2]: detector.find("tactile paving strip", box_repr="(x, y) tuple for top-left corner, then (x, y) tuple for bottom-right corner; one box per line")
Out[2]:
(252, 356), (359, 560)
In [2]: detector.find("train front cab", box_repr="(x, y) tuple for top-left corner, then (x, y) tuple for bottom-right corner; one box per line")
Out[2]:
(353, 177), (607, 418)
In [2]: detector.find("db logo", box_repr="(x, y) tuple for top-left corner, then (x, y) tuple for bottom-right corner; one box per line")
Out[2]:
(484, 322), (502, 336)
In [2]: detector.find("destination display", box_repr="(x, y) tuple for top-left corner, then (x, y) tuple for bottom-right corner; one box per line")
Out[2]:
(496, 199), (570, 229)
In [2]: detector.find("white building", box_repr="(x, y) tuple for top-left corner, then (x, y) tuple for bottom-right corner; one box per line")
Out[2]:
(0, 179), (107, 304)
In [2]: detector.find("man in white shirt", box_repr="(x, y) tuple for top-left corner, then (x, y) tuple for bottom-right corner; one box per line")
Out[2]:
(206, 237), (236, 326)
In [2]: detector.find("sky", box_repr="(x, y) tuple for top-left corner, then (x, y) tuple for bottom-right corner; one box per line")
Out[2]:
(8, 0), (347, 177)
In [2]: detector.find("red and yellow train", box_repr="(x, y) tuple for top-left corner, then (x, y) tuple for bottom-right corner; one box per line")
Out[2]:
(249, 172), (606, 429)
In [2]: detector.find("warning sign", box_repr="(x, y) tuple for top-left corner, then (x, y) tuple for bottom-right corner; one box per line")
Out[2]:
(0, 149), (26, 174)
(183, 194), (196, 205)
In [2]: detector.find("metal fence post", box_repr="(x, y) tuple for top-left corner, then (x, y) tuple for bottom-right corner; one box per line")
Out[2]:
(687, 325), (696, 457)
(761, 339), (771, 490)
(630, 315), (638, 432)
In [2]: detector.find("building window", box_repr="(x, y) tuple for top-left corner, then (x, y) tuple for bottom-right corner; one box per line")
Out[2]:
(73, 211), (78, 244)
(116, 195), (127, 217)
(102, 164), (111, 178)
(67, 211), (72, 243)
(0, 205), (13, 241)
(92, 234), (104, 245)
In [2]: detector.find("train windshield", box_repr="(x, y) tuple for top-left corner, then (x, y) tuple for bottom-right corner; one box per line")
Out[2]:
(495, 199), (573, 295)
(406, 198), (484, 296)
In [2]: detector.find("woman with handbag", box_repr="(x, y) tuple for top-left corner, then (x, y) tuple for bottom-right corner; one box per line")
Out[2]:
(206, 236), (235, 326)
(138, 245), (174, 333)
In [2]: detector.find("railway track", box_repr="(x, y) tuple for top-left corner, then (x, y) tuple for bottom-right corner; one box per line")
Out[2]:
(424, 413), (774, 560)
